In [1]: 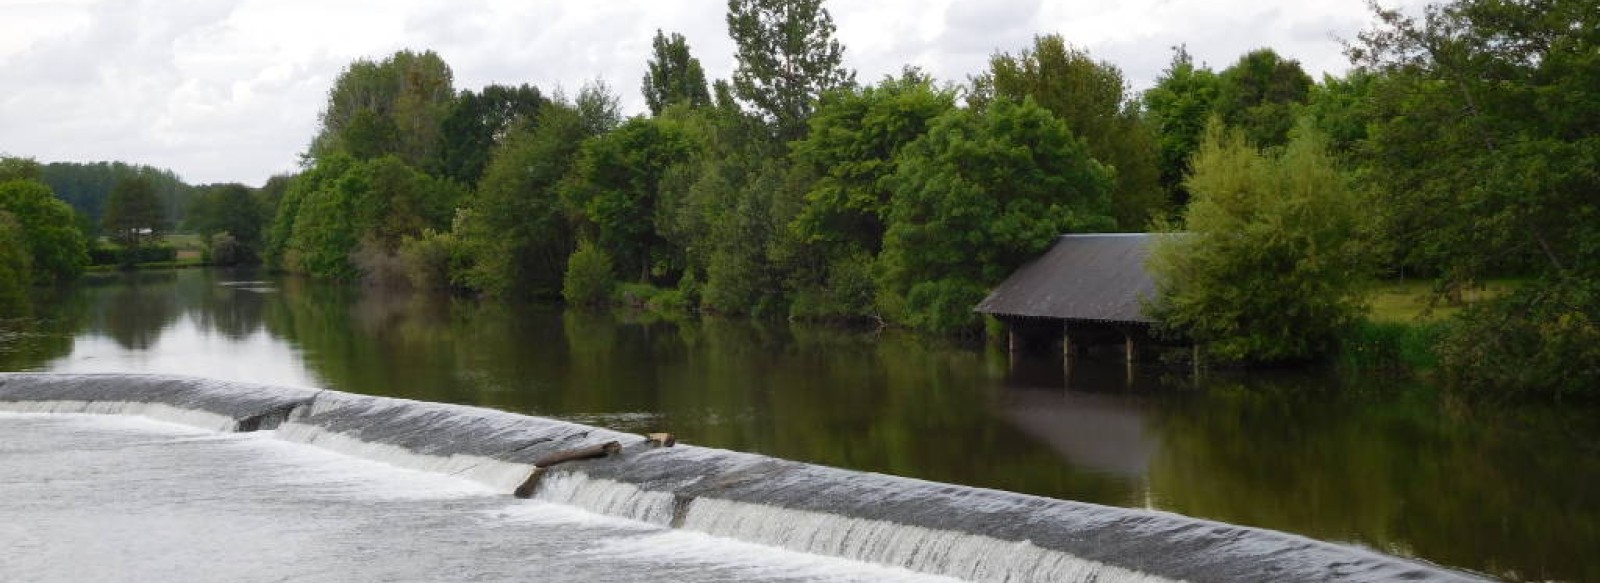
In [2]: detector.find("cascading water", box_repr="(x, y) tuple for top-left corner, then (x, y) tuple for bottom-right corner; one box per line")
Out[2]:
(0, 372), (1493, 583)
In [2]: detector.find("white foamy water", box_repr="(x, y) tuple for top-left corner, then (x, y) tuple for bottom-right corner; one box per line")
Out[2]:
(0, 399), (240, 432)
(681, 497), (1176, 583)
(273, 421), (536, 492)
(0, 412), (964, 583)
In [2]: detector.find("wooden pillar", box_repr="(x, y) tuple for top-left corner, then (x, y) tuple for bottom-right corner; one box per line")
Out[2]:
(1124, 333), (1136, 386)
(1009, 329), (1019, 353)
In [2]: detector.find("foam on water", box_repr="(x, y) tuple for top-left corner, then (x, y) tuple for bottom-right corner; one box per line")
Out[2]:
(680, 496), (1175, 583)
(273, 421), (535, 492)
(530, 470), (679, 526)
(0, 400), (240, 432)
(0, 372), (1493, 583)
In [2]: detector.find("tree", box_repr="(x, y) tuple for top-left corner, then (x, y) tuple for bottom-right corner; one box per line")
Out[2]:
(437, 84), (545, 186)
(1149, 120), (1372, 364)
(0, 212), (32, 317)
(0, 156), (42, 182)
(560, 116), (695, 284)
(726, 0), (855, 142)
(308, 50), (455, 169)
(279, 155), (463, 280)
(642, 30), (712, 115)
(1350, 0), (1600, 396)
(453, 102), (591, 299)
(39, 161), (194, 235)
(103, 175), (166, 250)
(0, 179), (88, 283)
(1214, 49), (1314, 148)
(974, 35), (1165, 230)
(1142, 46), (1220, 208)
(790, 70), (957, 255)
(187, 183), (267, 264)
(880, 98), (1115, 333)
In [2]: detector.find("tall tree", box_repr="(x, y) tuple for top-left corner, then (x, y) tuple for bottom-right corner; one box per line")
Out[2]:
(308, 50), (455, 169)
(103, 175), (166, 250)
(1149, 120), (1372, 364)
(453, 101), (593, 299)
(0, 212), (30, 317)
(0, 178), (87, 284)
(726, 0), (855, 142)
(974, 35), (1165, 230)
(186, 183), (267, 265)
(1214, 48), (1314, 148)
(560, 116), (696, 283)
(1351, 0), (1600, 396)
(791, 69), (957, 255)
(642, 30), (712, 115)
(880, 98), (1116, 333)
(1143, 46), (1220, 207)
(438, 84), (546, 186)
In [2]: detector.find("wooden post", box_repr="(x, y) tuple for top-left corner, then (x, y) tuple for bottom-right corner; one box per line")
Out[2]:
(1125, 334), (1135, 387)
(1009, 329), (1019, 353)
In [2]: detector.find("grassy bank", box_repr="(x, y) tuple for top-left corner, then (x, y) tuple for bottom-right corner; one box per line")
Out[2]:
(1342, 279), (1519, 373)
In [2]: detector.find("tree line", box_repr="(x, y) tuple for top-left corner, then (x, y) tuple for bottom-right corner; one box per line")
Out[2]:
(4, 0), (1593, 397)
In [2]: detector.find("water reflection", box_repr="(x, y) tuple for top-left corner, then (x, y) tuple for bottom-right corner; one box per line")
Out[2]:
(2, 269), (1596, 582)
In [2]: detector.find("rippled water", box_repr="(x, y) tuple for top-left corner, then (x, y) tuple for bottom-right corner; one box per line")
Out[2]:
(1, 268), (1596, 582)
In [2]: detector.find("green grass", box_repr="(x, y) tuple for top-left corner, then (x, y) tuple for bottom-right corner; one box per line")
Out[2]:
(1366, 279), (1521, 324)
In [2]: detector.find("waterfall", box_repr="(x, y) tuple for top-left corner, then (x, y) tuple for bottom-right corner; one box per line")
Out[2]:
(529, 470), (678, 526)
(0, 400), (240, 433)
(273, 421), (535, 492)
(0, 372), (1492, 583)
(680, 496), (1173, 583)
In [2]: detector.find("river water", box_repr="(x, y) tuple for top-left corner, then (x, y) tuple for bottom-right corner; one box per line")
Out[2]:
(1, 268), (1595, 582)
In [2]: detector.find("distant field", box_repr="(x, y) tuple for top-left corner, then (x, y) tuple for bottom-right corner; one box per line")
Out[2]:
(1366, 279), (1520, 323)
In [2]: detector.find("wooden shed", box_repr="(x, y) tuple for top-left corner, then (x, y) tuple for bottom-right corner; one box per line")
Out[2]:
(975, 233), (1175, 360)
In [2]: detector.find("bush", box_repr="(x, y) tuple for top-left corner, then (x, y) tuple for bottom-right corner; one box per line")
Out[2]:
(1434, 283), (1600, 398)
(0, 213), (33, 318)
(789, 251), (876, 323)
(1338, 320), (1444, 373)
(612, 283), (662, 307)
(398, 229), (458, 291)
(563, 240), (615, 307)
(903, 278), (988, 335)
(90, 244), (177, 266)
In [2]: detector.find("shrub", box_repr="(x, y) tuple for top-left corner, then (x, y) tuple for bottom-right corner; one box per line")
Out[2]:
(563, 240), (615, 307)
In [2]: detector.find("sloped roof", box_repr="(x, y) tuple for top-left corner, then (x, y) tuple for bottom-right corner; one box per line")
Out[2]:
(974, 233), (1159, 324)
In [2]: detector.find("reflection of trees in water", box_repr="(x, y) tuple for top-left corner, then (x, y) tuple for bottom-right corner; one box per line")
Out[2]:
(1146, 374), (1600, 583)
(187, 269), (269, 340)
(89, 271), (181, 350)
(0, 288), (89, 370)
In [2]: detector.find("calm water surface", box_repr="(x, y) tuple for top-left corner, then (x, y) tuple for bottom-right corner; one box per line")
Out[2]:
(2, 269), (1595, 582)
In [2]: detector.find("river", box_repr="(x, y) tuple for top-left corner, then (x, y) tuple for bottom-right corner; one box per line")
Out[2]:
(0, 268), (1594, 582)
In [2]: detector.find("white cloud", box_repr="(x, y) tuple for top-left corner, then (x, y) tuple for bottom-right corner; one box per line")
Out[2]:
(0, 0), (1421, 186)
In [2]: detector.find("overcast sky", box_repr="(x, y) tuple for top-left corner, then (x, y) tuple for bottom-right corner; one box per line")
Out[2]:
(0, 0), (1423, 186)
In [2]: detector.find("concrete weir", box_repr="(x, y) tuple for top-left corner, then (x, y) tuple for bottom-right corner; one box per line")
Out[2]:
(0, 372), (1491, 583)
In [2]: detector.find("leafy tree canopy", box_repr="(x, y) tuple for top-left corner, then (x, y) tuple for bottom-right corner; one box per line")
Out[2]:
(642, 30), (712, 116)
(103, 175), (167, 250)
(881, 98), (1115, 333)
(1150, 120), (1373, 364)
(0, 179), (88, 283)
(726, 0), (855, 142)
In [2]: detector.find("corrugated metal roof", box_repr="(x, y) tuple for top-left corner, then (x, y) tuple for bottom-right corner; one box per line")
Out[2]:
(973, 234), (1159, 324)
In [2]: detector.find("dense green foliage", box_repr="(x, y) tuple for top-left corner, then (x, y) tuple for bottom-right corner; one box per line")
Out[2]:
(0, 213), (32, 317)
(880, 98), (1115, 333)
(40, 161), (195, 234)
(0, 178), (89, 283)
(1150, 121), (1372, 364)
(642, 30), (712, 115)
(186, 183), (269, 265)
(5, 0), (1583, 395)
(1348, 0), (1599, 395)
(975, 35), (1164, 230)
(726, 0), (854, 141)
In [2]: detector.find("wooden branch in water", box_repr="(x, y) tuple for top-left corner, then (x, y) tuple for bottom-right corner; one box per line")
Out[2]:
(513, 441), (623, 498)
(647, 432), (676, 447)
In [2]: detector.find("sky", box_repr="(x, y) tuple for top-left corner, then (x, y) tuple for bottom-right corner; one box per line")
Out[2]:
(0, 0), (1424, 187)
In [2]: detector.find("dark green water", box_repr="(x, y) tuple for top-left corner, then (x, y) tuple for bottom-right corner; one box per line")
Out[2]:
(2, 268), (1595, 582)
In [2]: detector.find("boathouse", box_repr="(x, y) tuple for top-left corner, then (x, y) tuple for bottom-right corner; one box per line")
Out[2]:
(975, 233), (1170, 359)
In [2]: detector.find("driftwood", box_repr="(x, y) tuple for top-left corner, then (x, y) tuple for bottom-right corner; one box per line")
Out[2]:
(647, 433), (676, 447)
(513, 441), (622, 498)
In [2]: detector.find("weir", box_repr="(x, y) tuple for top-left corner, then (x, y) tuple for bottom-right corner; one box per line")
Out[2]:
(0, 372), (1490, 583)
